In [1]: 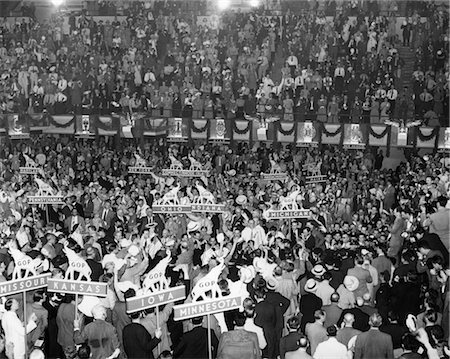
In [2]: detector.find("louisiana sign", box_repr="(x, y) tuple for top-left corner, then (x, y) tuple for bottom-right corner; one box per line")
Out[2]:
(0, 273), (51, 296)
(126, 285), (186, 313)
(266, 209), (311, 219)
(174, 296), (242, 321)
(47, 278), (108, 297)
(27, 196), (64, 205)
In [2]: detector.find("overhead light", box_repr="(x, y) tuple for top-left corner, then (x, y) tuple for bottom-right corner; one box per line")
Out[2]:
(51, 0), (64, 7)
(249, 0), (260, 7)
(217, 0), (230, 11)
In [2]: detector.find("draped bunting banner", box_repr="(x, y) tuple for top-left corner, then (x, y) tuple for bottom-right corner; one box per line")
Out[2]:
(368, 125), (390, 146)
(320, 123), (343, 145)
(232, 120), (252, 141)
(8, 114), (30, 139)
(96, 115), (119, 136)
(191, 119), (209, 139)
(277, 122), (296, 143)
(143, 118), (168, 136)
(415, 127), (440, 150)
(43, 114), (76, 134)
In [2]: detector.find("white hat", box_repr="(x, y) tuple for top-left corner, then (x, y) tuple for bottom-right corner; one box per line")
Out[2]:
(78, 296), (101, 317)
(305, 278), (318, 292)
(187, 221), (200, 233)
(236, 195), (247, 205)
(266, 276), (278, 290)
(343, 276), (359, 292)
(165, 177), (175, 186)
(128, 245), (140, 257)
(311, 264), (326, 277)
(239, 266), (255, 284)
(227, 169), (236, 176)
(216, 233), (225, 243)
(120, 238), (132, 248)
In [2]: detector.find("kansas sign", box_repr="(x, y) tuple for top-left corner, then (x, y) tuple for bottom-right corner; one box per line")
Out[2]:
(0, 273), (51, 296)
(47, 278), (108, 297)
(174, 296), (242, 321)
(266, 209), (311, 219)
(126, 285), (186, 313)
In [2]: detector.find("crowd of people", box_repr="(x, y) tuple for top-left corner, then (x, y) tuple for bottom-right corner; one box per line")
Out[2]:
(0, 134), (448, 359)
(0, 1), (448, 359)
(0, 0), (448, 126)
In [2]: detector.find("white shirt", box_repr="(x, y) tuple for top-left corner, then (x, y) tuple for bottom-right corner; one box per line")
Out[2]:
(2, 311), (37, 359)
(314, 337), (348, 359)
(244, 318), (267, 349)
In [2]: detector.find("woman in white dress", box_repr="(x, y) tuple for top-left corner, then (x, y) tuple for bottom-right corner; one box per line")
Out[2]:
(2, 299), (38, 359)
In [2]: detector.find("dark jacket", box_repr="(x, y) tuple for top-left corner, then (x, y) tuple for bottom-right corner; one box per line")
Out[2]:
(123, 322), (161, 359)
(173, 326), (218, 359)
(279, 331), (303, 359)
(254, 300), (277, 359)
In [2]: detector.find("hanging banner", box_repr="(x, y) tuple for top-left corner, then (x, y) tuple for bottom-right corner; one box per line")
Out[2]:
(191, 119), (209, 139)
(368, 125), (389, 146)
(43, 115), (75, 134)
(343, 124), (365, 149)
(126, 286), (186, 313)
(75, 115), (95, 138)
(438, 128), (450, 152)
(209, 118), (230, 143)
(168, 118), (188, 142)
(277, 122), (296, 143)
(96, 115), (118, 136)
(416, 127), (438, 148)
(233, 120), (251, 141)
(321, 124), (342, 145)
(143, 118), (167, 137)
(8, 114), (30, 139)
(297, 122), (318, 147)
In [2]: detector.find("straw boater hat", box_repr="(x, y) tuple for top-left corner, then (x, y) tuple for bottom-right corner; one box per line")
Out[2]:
(304, 278), (318, 293)
(311, 264), (326, 277)
(343, 275), (359, 292)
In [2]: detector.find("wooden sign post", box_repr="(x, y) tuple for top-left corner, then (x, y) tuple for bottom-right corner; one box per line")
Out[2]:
(174, 296), (242, 359)
(0, 273), (51, 356)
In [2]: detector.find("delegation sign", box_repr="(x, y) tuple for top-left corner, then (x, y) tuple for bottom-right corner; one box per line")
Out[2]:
(174, 295), (242, 321)
(126, 285), (186, 313)
(0, 273), (51, 296)
(47, 278), (108, 297)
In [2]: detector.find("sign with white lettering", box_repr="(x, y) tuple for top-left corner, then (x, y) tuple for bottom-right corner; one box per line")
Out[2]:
(261, 173), (288, 181)
(47, 278), (108, 297)
(190, 204), (226, 213)
(128, 167), (155, 174)
(27, 196), (64, 205)
(126, 285), (186, 313)
(152, 205), (192, 214)
(161, 169), (209, 177)
(0, 273), (51, 296)
(266, 209), (311, 219)
(305, 175), (327, 184)
(174, 296), (242, 321)
(19, 167), (40, 175)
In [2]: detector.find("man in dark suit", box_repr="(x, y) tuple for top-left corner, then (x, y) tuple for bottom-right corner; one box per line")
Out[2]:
(280, 316), (303, 359)
(322, 292), (343, 328)
(139, 208), (164, 236)
(64, 208), (85, 233)
(354, 313), (394, 359)
(173, 317), (218, 359)
(123, 311), (161, 359)
(254, 289), (277, 359)
(99, 199), (116, 230)
(337, 298), (370, 332)
(265, 278), (290, 358)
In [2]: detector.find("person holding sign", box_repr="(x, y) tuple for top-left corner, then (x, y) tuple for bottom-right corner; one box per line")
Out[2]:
(123, 311), (162, 359)
(2, 298), (38, 359)
(74, 305), (120, 359)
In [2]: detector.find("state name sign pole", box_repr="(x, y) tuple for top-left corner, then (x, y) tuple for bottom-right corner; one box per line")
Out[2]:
(126, 286), (186, 357)
(47, 278), (109, 321)
(0, 273), (51, 357)
(173, 296), (242, 359)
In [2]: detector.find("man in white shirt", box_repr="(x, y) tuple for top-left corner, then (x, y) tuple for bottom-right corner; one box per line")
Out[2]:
(314, 325), (348, 359)
(286, 53), (298, 76)
(386, 85), (398, 113)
